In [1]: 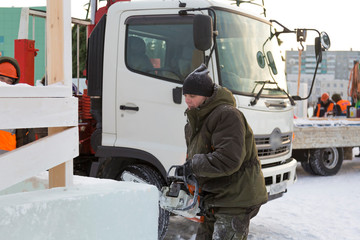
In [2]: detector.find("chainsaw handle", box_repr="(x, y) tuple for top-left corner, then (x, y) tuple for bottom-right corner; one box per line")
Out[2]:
(167, 176), (184, 182)
(167, 165), (181, 177)
(167, 165), (185, 182)
(166, 165), (200, 212)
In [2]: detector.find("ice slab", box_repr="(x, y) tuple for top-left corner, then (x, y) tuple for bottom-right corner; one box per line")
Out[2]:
(0, 180), (158, 240)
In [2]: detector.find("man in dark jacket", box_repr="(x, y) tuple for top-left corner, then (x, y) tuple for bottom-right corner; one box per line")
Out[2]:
(178, 64), (268, 240)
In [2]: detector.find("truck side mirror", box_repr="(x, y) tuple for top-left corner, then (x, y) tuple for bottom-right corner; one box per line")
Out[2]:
(320, 32), (330, 50)
(315, 37), (322, 62)
(315, 32), (330, 62)
(294, 31), (331, 102)
(193, 15), (213, 51)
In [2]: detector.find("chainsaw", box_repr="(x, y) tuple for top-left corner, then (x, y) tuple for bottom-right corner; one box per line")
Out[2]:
(159, 165), (203, 222)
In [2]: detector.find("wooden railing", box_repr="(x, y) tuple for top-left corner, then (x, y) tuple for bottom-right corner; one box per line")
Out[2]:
(0, 86), (78, 191)
(0, 0), (79, 191)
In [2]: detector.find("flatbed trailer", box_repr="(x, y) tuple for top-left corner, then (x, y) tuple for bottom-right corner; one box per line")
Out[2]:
(292, 118), (360, 176)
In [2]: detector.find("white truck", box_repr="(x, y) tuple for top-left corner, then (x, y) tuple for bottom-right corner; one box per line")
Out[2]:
(75, 0), (330, 238)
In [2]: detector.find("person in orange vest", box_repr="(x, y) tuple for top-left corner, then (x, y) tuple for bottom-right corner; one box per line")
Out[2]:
(313, 93), (337, 117)
(0, 57), (21, 154)
(331, 93), (351, 116)
(0, 56), (35, 154)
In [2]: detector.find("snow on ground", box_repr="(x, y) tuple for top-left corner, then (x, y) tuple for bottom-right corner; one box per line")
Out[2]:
(249, 156), (360, 240)
(165, 152), (360, 240)
(2, 154), (359, 240)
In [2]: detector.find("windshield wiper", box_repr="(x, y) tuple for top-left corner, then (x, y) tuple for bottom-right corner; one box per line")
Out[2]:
(250, 81), (274, 106)
(250, 80), (295, 106)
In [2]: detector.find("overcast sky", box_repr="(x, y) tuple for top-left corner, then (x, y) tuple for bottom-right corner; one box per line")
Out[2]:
(1, 0), (360, 51)
(265, 0), (360, 51)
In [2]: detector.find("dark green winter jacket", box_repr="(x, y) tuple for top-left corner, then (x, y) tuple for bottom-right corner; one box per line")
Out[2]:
(185, 85), (268, 211)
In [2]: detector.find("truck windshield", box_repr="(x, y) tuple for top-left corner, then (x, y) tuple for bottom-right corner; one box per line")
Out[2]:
(215, 10), (287, 97)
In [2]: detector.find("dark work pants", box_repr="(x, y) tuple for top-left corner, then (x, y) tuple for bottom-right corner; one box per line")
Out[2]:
(195, 205), (261, 240)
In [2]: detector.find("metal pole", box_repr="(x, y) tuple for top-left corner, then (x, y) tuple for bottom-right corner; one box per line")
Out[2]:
(77, 24), (80, 95)
(32, 15), (35, 40)
(297, 50), (302, 96)
(90, 0), (97, 25)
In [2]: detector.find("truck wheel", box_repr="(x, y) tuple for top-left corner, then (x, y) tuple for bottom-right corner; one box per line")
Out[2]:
(118, 164), (170, 240)
(309, 148), (344, 176)
(300, 161), (317, 175)
(292, 149), (317, 175)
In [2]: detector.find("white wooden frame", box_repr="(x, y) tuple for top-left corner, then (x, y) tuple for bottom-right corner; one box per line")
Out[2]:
(0, 0), (78, 191)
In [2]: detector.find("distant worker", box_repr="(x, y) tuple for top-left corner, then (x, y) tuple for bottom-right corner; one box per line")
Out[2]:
(314, 93), (337, 117)
(331, 93), (351, 116)
(0, 57), (35, 154)
(0, 56), (20, 85)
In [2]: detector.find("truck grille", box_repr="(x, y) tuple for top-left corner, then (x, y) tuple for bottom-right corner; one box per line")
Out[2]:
(255, 131), (291, 160)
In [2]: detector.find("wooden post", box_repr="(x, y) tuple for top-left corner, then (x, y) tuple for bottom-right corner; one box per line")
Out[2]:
(297, 49), (302, 96)
(18, 8), (29, 39)
(48, 128), (74, 188)
(46, 0), (73, 188)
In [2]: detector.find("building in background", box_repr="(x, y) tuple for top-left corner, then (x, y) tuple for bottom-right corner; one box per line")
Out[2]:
(285, 46), (360, 109)
(0, 7), (46, 83)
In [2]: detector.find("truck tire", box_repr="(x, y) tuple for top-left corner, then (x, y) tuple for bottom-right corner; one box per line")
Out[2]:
(118, 164), (170, 240)
(292, 149), (317, 175)
(309, 147), (344, 176)
(300, 161), (317, 175)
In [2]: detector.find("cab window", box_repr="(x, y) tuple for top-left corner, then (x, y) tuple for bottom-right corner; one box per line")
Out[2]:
(125, 15), (203, 82)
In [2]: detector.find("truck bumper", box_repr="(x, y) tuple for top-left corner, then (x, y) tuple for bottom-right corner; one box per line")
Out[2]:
(261, 158), (297, 199)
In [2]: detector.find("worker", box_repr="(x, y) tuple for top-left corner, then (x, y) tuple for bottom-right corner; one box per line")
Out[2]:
(331, 93), (351, 116)
(0, 56), (35, 154)
(0, 56), (20, 85)
(177, 64), (268, 240)
(314, 93), (337, 117)
(0, 57), (20, 154)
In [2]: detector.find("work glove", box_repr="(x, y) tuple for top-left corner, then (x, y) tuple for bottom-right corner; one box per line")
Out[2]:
(175, 160), (193, 178)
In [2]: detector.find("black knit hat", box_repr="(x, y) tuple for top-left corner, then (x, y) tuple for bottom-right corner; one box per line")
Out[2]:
(183, 64), (214, 97)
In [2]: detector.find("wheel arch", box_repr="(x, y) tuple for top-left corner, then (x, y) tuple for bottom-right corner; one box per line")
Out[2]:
(95, 146), (167, 180)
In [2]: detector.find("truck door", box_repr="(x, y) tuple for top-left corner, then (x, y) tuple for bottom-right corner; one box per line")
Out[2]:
(115, 14), (203, 170)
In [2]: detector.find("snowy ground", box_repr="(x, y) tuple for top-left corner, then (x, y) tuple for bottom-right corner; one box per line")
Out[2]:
(164, 154), (360, 240)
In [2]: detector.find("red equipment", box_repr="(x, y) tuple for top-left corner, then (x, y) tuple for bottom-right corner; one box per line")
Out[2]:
(14, 39), (38, 86)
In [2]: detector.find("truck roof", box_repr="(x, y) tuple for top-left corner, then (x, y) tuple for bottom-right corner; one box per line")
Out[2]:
(108, 0), (267, 21)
